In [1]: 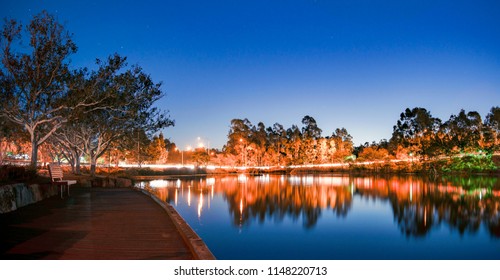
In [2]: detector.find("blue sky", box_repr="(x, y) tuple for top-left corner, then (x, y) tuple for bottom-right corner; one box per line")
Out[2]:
(2, 0), (499, 149)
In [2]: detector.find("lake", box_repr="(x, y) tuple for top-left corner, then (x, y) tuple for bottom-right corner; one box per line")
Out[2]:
(136, 174), (500, 259)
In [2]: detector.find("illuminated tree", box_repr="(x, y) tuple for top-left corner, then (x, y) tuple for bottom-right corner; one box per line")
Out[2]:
(147, 132), (169, 164)
(443, 109), (483, 153)
(483, 106), (500, 152)
(330, 127), (354, 161)
(391, 107), (441, 159)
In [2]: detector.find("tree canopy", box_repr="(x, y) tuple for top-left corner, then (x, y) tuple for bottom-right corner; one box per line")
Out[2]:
(1, 11), (173, 172)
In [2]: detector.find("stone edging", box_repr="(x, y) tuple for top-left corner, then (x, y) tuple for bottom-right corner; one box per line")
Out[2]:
(0, 183), (57, 214)
(136, 188), (216, 260)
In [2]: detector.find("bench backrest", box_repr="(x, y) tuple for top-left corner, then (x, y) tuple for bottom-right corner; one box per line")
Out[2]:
(48, 164), (64, 182)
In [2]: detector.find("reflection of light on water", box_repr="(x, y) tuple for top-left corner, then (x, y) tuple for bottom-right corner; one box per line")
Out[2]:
(303, 176), (314, 186)
(424, 208), (427, 226)
(289, 176), (300, 185)
(198, 190), (203, 218)
(150, 180), (169, 188)
(206, 178), (215, 186)
(238, 174), (248, 183)
(410, 182), (413, 202)
(239, 198), (244, 227)
(188, 186), (191, 207)
(176, 179), (181, 188)
(175, 188), (178, 206)
(258, 174), (270, 183)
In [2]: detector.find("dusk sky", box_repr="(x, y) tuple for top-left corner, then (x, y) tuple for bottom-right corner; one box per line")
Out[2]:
(3, 0), (499, 149)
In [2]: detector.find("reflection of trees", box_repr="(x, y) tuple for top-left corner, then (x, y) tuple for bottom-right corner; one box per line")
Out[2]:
(391, 201), (436, 237)
(139, 175), (500, 238)
(383, 176), (500, 238)
(222, 176), (353, 229)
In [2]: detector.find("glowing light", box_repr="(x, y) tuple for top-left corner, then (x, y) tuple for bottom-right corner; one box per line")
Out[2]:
(198, 190), (203, 218)
(410, 182), (413, 202)
(175, 188), (178, 206)
(149, 180), (169, 188)
(206, 178), (215, 186)
(238, 174), (248, 183)
(187, 187), (191, 207)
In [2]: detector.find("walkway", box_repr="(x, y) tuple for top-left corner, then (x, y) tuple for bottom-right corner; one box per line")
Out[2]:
(0, 187), (203, 260)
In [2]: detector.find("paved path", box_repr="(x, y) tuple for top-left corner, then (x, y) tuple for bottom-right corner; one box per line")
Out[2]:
(0, 187), (196, 260)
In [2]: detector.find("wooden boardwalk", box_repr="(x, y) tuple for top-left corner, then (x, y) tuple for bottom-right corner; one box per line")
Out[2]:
(0, 187), (202, 260)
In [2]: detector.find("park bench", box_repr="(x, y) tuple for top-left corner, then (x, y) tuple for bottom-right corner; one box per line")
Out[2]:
(48, 164), (77, 198)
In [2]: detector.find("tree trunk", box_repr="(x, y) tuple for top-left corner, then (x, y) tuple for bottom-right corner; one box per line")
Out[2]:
(90, 162), (96, 177)
(90, 152), (97, 177)
(30, 139), (38, 170)
(75, 154), (81, 175)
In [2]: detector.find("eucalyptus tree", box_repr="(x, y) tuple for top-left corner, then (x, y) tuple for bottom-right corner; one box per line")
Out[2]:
(249, 122), (268, 166)
(81, 57), (173, 175)
(443, 109), (483, 154)
(50, 55), (127, 173)
(0, 11), (81, 168)
(391, 107), (442, 159)
(285, 124), (302, 165)
(225, 118), (252, 165)
(331, 127), (354, 161)
(267, 123), (286, 165)
(147, 132), (169, 164)
(483, 106), (500, 152)
(300, 116), (322, 164)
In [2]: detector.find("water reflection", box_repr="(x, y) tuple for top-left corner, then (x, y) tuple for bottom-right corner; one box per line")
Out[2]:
(137, 175), (500, 238)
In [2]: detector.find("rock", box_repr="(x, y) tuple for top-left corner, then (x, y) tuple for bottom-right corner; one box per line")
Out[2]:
(0, 185), (17, 213)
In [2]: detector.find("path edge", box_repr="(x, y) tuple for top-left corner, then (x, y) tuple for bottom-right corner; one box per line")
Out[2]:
(137, 188), (216, 260)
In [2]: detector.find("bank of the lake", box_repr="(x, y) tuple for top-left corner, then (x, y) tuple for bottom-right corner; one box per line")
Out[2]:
(111, 154), (500, 179)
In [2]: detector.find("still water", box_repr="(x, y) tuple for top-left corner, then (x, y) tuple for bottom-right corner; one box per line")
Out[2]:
(137, 174), (500, 260)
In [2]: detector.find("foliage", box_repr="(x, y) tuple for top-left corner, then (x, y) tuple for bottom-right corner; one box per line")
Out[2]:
(391, 107), (441, 159)
(146, 132), (169, 164)
(442, 154), (498, 173)
(0, 165), (39, 184)
(223, 116), (353, 166)
(0, 11), (79, 169)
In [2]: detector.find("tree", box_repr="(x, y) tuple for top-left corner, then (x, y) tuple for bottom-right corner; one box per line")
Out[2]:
(443, 109), (483, 154)
(267, 123), (286, 165)
(483, 106), (500, 152)
(147, 132), (169, 163)
(358, 146), (390, 161)
(391, 107), (441, 159)
(0, 11), (80, 169)
(225, 118), (252, 165)
(81, 59), (173, 175)
(330, 128), (353, 161)
(301, 115), (322, 139)
(249, 122), (268, 166)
